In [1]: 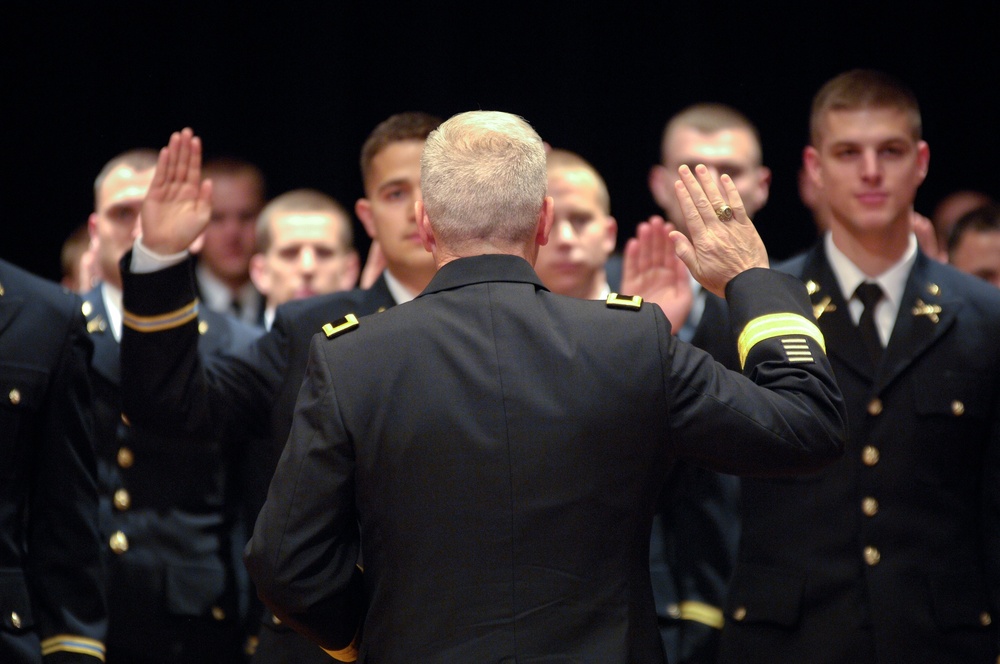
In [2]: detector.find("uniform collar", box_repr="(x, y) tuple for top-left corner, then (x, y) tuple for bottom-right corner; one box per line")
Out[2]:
(418, 254), (546, 298)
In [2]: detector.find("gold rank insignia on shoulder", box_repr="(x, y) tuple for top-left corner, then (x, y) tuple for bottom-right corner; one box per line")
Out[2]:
(606, 293), (643, 310)
(323, 313), (359, 339)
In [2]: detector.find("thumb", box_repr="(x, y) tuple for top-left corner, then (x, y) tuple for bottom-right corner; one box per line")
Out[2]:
(670, 230), (696, 274)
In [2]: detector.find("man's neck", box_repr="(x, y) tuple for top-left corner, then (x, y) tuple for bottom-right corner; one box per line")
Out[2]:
(829, 221), (912, 278)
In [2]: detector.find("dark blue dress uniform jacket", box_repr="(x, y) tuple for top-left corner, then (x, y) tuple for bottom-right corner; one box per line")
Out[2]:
(83, 275), (262, 663)
(117, 253), (396, 663)
(246, 254), (847, 663)
(0, 259), (106, 663)
(719, 245), (1000, 663)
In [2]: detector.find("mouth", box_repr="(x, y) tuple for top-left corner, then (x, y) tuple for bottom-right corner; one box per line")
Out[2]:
(856, 192), (889, 206)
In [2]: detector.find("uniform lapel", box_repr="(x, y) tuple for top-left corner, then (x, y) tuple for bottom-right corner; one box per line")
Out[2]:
(83, 288), (120, 386)
(876, 254), (960, 394)
(800, 247), (876, 382)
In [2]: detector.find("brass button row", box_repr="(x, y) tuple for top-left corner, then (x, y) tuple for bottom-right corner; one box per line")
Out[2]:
(9, 388), (21, 405)
(862, 497), (878, 517)
(862, 446), (880, 466)
(113, 489), (131, 511)
(863, 546), (880, 566)
(869, 397), (964, 417)
(109, 531), (129, 554)
(117, 447), (134, 469)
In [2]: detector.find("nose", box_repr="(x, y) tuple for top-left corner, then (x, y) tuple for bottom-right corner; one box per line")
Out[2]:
(860, 149), (882, 182)
(554, 219), (576, 244)
(300, 247), (317, 273)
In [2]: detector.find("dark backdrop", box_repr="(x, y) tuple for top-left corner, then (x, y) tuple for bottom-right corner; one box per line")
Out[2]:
(4, 3), (998, 281)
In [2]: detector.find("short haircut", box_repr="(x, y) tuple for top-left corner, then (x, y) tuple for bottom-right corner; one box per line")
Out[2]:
(93, 149), (158, 209)
(360, 112), (443, 187)
(421, 111), (547, 250)
(947, 203), (1000, 259)
(662, 103), (763, 165)
(203, 156), (267, 200)
(547, 149), (611, 215)
(61, 223), (91, 281)
(255, 189), (353, 254)
(810, 69), (922, 145)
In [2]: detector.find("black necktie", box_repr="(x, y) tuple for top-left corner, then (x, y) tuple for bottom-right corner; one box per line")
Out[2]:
(854, 282), (884, 366)
(229, 297), (243, 319)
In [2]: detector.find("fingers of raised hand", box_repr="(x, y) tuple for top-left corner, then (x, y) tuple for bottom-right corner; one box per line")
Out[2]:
(719, 174), (749, 224)
(674, 168), (706, 239)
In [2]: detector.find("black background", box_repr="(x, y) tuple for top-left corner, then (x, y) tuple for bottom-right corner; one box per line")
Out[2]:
(4, 3), (998, 282)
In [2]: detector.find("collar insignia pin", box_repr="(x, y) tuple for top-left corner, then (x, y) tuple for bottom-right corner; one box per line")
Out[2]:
(812, 296), (836, 321)
(912, 298), (942, 324)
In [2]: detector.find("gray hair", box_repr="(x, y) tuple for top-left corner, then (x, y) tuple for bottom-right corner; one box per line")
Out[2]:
(421, 111), (547, 249)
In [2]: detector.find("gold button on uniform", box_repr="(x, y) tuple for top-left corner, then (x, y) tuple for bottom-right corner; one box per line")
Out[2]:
(862, 497), (878, 517)
(109, 531), (129, 554)
(198, 320), (209, 335)
(951, 400), (965, 416)
(867, 398), (883, 416)
(271, 613), (282, 626)
(10, 611), (21, 629)
(863, 546), (881, 566)
(981, 611), (992, 626)
(117, 447), (134, 469)
(120, 412), (131, 427)
(212, 606), (226, 621)
(9, 388), (21, 405)
(732, 606), (747, 621)
(666, 603), (680, 619)
(113, 489), (131, 511)
(927, 283), (940, 296)
(862, 446), (880, 466)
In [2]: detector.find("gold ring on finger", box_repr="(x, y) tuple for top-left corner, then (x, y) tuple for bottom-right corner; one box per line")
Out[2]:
(715, 204), (733, 221)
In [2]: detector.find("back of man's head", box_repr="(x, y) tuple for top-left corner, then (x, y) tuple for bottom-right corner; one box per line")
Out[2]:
(421, 111), (547, 251)
(809, 69), (922, 146)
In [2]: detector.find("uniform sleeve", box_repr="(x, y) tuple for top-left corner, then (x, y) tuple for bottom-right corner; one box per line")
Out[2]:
(29, 298), (107, 662)
(244, 335), (363, 658)
(118, 252), (280, 440)
(664, 268), (847, 476)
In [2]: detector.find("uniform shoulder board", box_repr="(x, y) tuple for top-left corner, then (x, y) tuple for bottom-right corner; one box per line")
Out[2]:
(606, 292), (643, 310)
(323, 313), (359, 339)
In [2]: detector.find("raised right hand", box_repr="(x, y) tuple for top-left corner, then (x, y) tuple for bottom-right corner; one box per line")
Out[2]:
(670, 164), (768, 298)
(140, 128), (213, 255)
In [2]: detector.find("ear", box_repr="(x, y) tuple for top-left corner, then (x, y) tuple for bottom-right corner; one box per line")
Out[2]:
(88, 213), (99, 241)
(416, 200), (436, 253)
(355, 198), (376, 239)
(536, 196), (555, 247)
(602, 215), (618, 255)
(341, 249), (361, 291)
(249, 253), (270, 295)
(648, 165), (673, 211)
(803, 146), (822, 189)
(915, 140), (930, 183)
(757, 165), (773, 205)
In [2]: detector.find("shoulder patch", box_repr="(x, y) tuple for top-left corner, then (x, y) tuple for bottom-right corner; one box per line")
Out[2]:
(606, 292), (643, 310)
(323, 314), (359, 339)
